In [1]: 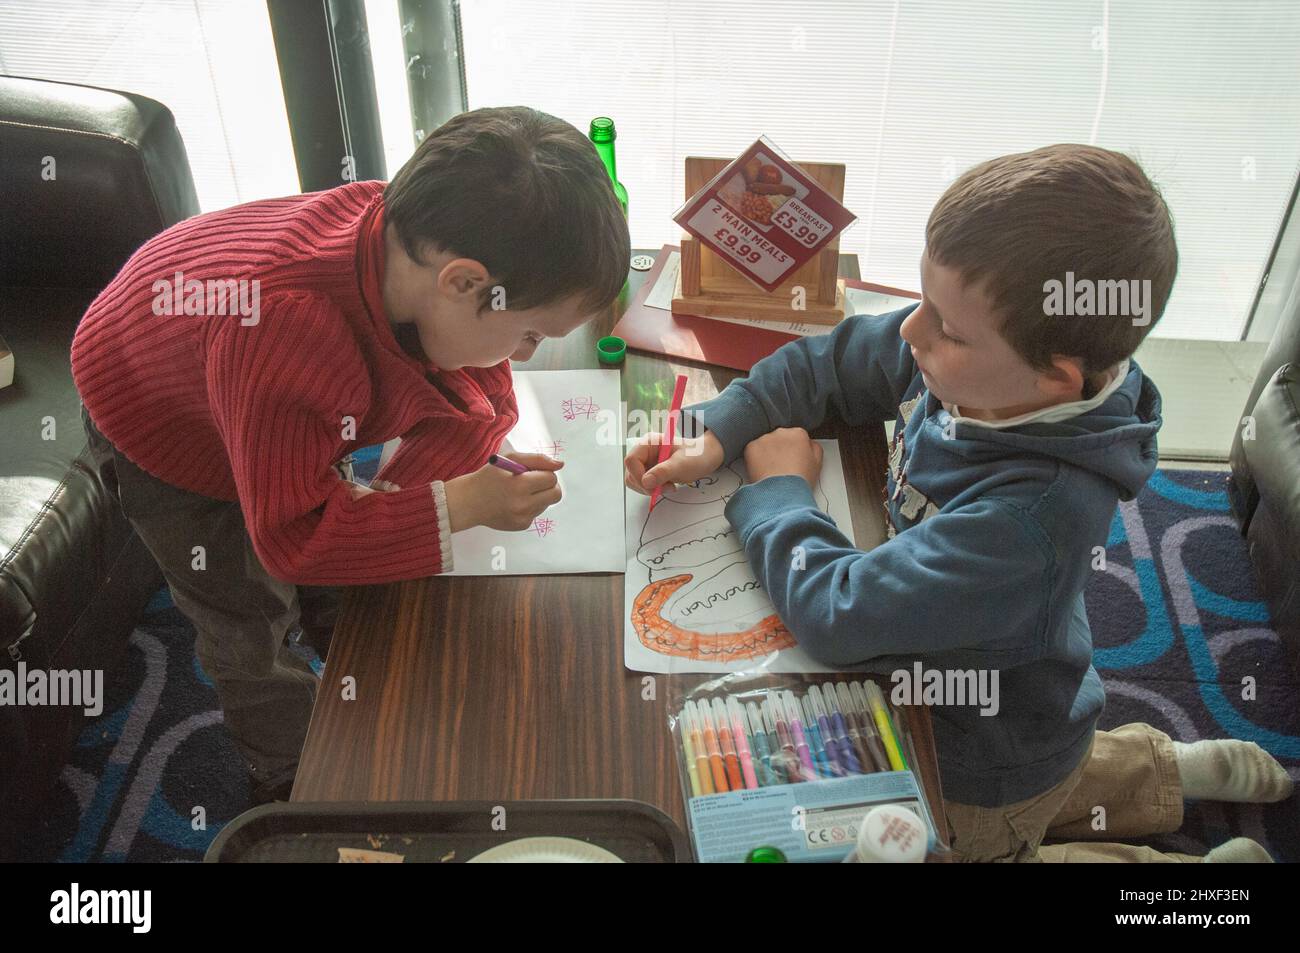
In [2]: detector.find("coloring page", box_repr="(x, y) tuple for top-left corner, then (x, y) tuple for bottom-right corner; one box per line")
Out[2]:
(624, 440), (856, 672)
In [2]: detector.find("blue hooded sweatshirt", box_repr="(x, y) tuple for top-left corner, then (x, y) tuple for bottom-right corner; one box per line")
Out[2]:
(679, 303), (1163, 808)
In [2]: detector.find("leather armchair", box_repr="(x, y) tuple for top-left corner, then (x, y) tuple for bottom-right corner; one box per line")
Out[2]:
(0, 74), (199, 857)
(1229, 281), (1300, 676)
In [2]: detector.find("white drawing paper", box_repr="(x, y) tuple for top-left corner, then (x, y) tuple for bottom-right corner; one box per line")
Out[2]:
(446, 369), (624, 575)
(623, 440), (857, 673)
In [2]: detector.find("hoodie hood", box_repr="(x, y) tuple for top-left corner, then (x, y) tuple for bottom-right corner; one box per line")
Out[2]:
(912, 358), (1163, 503)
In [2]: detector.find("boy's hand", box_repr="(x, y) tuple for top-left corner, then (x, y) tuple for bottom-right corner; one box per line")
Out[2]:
(445, 452), (564, 532)
(625, 430), (724, 496)
(743, 427), (823, 488)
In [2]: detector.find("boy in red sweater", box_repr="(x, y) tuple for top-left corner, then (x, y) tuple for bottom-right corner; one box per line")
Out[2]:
(71, 107), (630, 801)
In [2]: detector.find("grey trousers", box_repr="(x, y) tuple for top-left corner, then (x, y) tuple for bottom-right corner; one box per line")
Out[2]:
(81, 403), (340, 787)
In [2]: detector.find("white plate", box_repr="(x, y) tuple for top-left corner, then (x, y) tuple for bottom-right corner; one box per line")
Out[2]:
(466, 837), (624, 863)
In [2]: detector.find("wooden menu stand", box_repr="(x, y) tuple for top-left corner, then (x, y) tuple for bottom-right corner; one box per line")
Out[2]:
(673, 155), (849, 326)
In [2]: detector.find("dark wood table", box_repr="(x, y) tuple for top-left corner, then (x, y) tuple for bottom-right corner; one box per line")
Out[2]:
(292, 250), (950, 852)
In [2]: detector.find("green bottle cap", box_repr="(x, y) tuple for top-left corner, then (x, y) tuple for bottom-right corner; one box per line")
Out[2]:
(596, 335), (626, 365)
(745, 846), (787, 863)
(589, 117), (616, 143)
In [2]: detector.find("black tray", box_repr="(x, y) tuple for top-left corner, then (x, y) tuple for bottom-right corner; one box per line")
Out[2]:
(204, 799), (691, 863)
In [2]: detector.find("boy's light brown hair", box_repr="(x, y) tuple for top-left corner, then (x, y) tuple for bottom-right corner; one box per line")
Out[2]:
(926, 144), (1178, 381)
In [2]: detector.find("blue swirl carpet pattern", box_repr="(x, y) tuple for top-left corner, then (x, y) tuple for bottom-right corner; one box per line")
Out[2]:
(14, 466), (1300, 861)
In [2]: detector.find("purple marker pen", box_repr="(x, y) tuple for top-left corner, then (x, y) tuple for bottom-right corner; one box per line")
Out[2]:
(781, 690), (817, 782)
(487, 453), (529, 475)
(820, 682), (863, 775)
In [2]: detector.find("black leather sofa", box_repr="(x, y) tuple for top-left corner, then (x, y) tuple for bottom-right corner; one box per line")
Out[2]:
(1229, 295), (1300, 675)
(0, 75), (199, 857)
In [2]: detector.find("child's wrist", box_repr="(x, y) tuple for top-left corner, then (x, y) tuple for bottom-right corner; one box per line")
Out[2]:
(444, 474), (481, 533)
(702, 429), (726, 466)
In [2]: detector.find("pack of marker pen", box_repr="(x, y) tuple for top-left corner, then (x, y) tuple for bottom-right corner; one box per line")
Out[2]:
(669, 672), (949, 863)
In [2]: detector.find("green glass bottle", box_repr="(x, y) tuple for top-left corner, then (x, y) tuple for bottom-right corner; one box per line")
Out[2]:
(589, 117), (629, 217)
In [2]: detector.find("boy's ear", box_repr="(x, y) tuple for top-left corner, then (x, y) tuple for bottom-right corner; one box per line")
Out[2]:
(435, 257), (491, 299)
(1042, 354), (1087, 397)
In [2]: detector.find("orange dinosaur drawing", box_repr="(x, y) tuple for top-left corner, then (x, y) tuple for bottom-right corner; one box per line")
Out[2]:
(631, 572), (796, 661)
(628, 464), (838, 663)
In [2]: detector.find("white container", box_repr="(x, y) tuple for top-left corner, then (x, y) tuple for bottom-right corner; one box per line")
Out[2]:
(842, 804), (928, 863)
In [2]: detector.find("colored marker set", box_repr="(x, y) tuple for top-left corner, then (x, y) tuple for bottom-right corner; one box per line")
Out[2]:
(670, 677), (943, 862)
(677, 680), (908, 796)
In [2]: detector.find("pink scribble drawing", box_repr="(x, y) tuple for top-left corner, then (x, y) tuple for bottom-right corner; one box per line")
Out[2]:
(532, 516), (557, 537)
(561, 396), (599, 421)
(535, 439), (566, 457)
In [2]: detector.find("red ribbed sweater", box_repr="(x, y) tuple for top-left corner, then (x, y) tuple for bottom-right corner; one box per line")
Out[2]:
(71, 180), (518, 586)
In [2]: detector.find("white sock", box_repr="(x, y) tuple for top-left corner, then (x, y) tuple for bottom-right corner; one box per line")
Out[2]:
(1203, 837), (1273, 863)
(1172, 739), (1294, 803)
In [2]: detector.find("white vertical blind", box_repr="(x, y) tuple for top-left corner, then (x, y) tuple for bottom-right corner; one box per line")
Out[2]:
(0, 0), (299, 212)
(365, 0), (417, 180)
(4, 1), (1296, 340)
(455, 0), (1300, 341)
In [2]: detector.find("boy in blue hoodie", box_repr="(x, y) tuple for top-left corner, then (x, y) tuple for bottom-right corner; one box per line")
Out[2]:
(626, 144), (1292, 862)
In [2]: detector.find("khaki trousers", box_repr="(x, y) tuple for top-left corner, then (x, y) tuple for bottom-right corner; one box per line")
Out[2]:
(945, 723), (1204, 862)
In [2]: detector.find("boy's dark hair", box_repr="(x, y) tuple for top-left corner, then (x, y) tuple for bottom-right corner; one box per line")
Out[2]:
(384, 106), (630, 314)
(927, 144), (1178, 377)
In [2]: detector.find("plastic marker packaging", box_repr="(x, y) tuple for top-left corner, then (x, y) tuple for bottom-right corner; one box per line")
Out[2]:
(667, 669), (950, 863)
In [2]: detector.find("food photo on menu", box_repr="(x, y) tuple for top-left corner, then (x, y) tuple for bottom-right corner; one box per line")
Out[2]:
(717, 153), (809, 229)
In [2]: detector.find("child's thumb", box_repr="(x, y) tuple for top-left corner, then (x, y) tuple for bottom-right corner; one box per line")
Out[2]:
(642, 462), (676, 490)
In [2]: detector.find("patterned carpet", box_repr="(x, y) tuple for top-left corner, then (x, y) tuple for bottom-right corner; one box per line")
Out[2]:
(12, 466), (1300, 861)
(1085, 469), (1299, 860)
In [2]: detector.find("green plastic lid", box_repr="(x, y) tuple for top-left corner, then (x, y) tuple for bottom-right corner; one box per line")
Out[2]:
(597, 335), (626, 365)
(745, 846), (788, 863)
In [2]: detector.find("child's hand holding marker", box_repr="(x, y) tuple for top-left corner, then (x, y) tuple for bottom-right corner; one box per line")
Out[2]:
(624, 430), (724, 497)
(445, 452), (563, 532)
